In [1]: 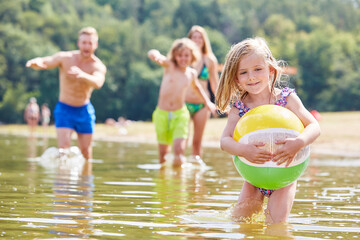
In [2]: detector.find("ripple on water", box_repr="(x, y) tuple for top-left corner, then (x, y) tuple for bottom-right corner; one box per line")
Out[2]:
(1, 136), (360, 239)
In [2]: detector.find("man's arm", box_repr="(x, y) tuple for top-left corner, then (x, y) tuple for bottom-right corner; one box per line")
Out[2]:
(26, 52), (63, 70)
(67, 63), (107, 89)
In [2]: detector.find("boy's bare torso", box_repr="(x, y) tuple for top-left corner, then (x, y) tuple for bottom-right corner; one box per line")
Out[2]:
(157, 64), (194, 111)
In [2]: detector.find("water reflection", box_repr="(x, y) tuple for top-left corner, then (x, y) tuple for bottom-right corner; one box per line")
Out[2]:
(1, 136), (360, 239)
(46, 149), (99, 238)
(26, 135), (37, 159)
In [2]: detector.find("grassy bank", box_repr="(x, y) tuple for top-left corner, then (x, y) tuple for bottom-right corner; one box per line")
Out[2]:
(1, 111), (359, 156)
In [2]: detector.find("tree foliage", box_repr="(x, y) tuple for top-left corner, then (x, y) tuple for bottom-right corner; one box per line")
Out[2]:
(0, 0), (359, 123)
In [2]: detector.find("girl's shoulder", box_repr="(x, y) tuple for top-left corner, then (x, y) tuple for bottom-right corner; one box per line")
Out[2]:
(204, 54), (218, 67)
(275, 87), (296, 107)
(233, 100), (250, 117)
(163, 60), (176, 72)
(233, 87), (296, 116)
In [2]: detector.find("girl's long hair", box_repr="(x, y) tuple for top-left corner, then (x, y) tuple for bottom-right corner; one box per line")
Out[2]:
(187, 25), (216, 60)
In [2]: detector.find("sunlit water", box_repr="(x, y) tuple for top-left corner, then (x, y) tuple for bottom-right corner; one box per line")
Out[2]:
(0, 134), (359, 239)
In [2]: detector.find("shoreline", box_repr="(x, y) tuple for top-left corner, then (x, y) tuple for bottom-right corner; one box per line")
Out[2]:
(1, 125), (359, 159)
(1, 111), (359, 158)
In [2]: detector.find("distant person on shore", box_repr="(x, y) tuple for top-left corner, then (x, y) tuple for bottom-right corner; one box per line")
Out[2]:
(24, 97), (40, 133)
(186, 25), (219, 162)
(148, 38), (216, 167)
(117, 117), (130, 135)
(41, 103), (51, 129)
(26, 27), (107, 161)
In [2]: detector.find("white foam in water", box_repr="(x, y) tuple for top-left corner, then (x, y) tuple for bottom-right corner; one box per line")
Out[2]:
(36, 146), (85, 175)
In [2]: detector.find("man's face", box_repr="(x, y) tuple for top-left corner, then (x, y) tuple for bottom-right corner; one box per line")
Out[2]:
(78, 34), (98, 58)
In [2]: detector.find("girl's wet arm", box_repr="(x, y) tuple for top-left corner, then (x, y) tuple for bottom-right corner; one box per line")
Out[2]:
(220, 108), (243, 155)
(286, 94), (321, 146)
(221, 108), (273, 163)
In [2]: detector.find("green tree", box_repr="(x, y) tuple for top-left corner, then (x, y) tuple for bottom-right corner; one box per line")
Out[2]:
(0, 83), (38, 123)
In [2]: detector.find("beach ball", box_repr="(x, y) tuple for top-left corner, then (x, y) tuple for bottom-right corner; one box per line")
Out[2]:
(233, 105), (310, 189)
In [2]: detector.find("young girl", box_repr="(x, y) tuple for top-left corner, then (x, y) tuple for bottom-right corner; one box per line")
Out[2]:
(148, 38), (216, 167)
(215, 37), (320, 223)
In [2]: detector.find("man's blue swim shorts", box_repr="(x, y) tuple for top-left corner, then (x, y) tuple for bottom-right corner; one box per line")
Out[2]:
(54, 101), (96, 134)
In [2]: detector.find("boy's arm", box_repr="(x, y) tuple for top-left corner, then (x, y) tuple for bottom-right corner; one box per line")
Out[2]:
(26, 52), (63, 70)
(147, 49), (169, 67)
(191, 72), (217, 115)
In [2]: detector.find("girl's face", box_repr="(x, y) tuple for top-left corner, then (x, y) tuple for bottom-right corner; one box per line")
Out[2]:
(235, 52), (273, 96)
(174, 48), (193, 69)
(190, 31), (204, 50)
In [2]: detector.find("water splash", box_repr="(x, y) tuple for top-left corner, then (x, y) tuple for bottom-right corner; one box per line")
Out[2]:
(35, 146), (85, 175)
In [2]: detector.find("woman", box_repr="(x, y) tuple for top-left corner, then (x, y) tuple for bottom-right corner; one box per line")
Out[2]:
(186, 25), (219, 161)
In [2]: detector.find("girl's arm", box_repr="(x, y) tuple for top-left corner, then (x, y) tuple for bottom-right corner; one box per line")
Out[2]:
(220, 107), (272, 164)
(273, 93), (321, 166)
(147, 49), (169, 68)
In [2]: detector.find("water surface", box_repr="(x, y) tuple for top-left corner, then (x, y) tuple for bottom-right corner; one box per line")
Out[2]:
(0, 135), (359, 239)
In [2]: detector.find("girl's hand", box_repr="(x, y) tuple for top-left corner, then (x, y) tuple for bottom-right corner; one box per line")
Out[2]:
(242, 143), (272, 164)
(272, 138), (304, 167)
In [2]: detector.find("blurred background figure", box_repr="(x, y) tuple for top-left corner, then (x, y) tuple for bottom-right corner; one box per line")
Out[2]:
(310, 110), (322, 121)
(186, 25), (219, 162)
(117, 116), (130, 135)
(41, 103), (51, 130)
(24, 97), (40, 133)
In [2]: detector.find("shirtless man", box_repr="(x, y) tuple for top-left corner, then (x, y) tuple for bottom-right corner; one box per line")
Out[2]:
(26, 27), (106, 161)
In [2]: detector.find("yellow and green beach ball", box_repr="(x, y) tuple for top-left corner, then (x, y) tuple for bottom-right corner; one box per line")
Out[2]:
(233, 105), (310, 189)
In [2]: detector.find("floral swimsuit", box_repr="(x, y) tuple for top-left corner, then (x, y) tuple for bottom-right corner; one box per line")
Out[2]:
(233, 87), (296, 197)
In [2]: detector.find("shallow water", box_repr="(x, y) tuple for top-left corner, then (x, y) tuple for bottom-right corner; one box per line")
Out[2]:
(0, 134), (359, 239)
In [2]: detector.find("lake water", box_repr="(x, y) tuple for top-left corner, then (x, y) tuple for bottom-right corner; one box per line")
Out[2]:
(0, 134), (359, 239)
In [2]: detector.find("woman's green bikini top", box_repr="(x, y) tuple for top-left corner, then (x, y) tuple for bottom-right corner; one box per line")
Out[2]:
(198, 64), (209, 81)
